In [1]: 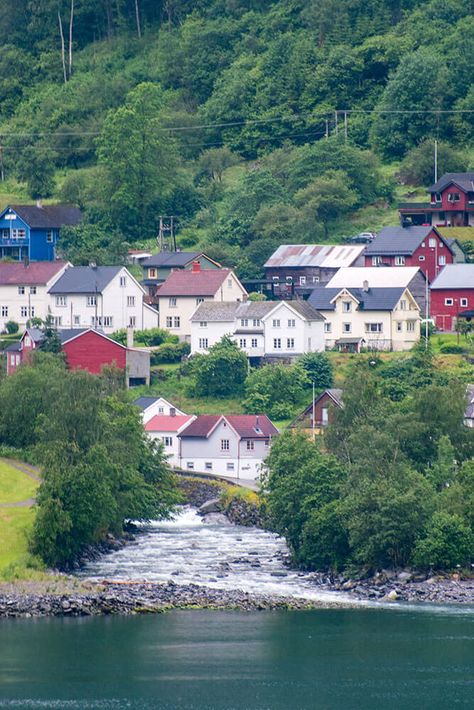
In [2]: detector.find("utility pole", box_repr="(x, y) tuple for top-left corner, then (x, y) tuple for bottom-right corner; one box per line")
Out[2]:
(325, 118), (329, 139)
(157, 216), (176, 252)
(334, 111), (338, 136)
(344, 111), (348, 142)
(434, 140), (438, 184)
(0, 144), (4, 182)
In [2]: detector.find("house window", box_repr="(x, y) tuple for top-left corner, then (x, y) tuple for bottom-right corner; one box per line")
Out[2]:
(251, 338), (258, 348)
(429, 238), (436, 248)
(163, 436), (173, 447)
(288, 319), (296, 328)
(129, 316), (136, 327)
(343, 323), (352, 333)
(12, 229), (25, 240)
(438, 255), (446, 266)
(119, 276), (126, 287)
(221, 439), (230, 451)
(253, 319), (260, 327)
(18, 286), (25, 295)
(30, 286), (36, 295)
(1, 306), (8, 317)
(169, 297), (177, 308)
(53, 316), (62, 327)
(395, 256), (405, 266)
(74, 315), (81, 325)
(445, 298), (454, 306)
(127, 296), (135, 307)
(448, 192), (460, 202)
(226, 462), (235, 472)
(241, 319), (248, 327)
(205, 462), (213, 471)
(166, 316), (173, 328)
(196, 298), (204, 305)
(87, 295), (97, 307)
(272, 319), (280, 327)
(56, 295), (67, 307)
(286, 276), (293, 284)
(199, 338), (208, 349)
(92, 316), (113, 327)
(239, 339), (247, 348)
(148, 268), (157, 279)
(396, 322), (402, 332)
(199, 321), (207, 328)
(299, 276), (306, 285)
(313, 276), (320, 283)
(324, 322), (332, 333)
(365, 323), (383, 333)
(186, 462), (194, 470)
(406, 320), (416, 332)
(272, 276), (279, 283)
(227, 279), (232, 288)
(399, 300), (407, 310)
(461, 298), (468, 307)
(174, 316), (180, 328)
(419, 255), (425, 262)
(287, 338), (295, 349)
(246, 441), (254, 451)
(372, 256), (382, 266)
(342, 301), (352, 312)
(273, 338), (281, 349)
(46, 230), (54, 243)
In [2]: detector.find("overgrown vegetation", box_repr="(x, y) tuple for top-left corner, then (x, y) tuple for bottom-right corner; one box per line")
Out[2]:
(1, 1), (473, 274)
(263, 356), (474, 573)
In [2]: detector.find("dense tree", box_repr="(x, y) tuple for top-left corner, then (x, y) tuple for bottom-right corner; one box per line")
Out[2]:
(297, 352), (334, 390)
(399, 140), (468, 186)
(190, 336), (248, 398)
(244, 363), (308, 419)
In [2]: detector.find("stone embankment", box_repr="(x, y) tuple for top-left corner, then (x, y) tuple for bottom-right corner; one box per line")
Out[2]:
(327, 570), (474, 605)
(0, 580), (347, 618)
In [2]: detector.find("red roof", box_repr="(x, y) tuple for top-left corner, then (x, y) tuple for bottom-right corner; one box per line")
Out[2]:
(0, 261), (68, 285)
(179, 414), (278, 439)
(157, 269), (233, 297)
(145, 415), (194, 433)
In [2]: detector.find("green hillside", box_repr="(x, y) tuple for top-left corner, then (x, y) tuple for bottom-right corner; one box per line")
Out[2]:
(1, 1), (473, 275)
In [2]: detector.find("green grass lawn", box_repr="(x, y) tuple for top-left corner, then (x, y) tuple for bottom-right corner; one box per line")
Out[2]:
(0, 460), (38, 504)
(0, 508), (36, 569)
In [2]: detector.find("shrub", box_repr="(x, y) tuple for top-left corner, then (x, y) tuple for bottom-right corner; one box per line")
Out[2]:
(244, 363), (308, 418)
(412, 511), (473, 570)
(298, 352), (334, 390)
(191, 336), (248, 398)
(5, 320), (19, 334)
(134, 328), (171, 346)
(439, 344), (465, 354)
(152, 342), (190, 364)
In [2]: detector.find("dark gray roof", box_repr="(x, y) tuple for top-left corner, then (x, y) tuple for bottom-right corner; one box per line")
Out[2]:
(25, 327), (44, 343)
(5, 341), (21, 352)
(308, 286), (407, 311)
(286, 300), (325, 321)
(428, 173), (474, 193)
(142, 252), (200, 268)
(49, 266), (122, 294)
(133, 396), (160, 411)
(365, 226), (435, 256)
(8, 204), (82, 228)
(58, 328), (92, 344)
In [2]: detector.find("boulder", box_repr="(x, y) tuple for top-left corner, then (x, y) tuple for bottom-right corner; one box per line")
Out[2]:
(198, 498), (222, 515)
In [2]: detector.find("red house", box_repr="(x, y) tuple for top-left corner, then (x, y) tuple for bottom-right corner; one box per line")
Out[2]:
(364, 226), (454, 282)
(399, 173), (474, 227)
(5, 328), (150, 386)
(430, 265), (474, 331)
(291, 389), (343, 433)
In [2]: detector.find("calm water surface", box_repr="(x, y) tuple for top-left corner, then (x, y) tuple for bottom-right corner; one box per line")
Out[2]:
(1, 607), (473, 709)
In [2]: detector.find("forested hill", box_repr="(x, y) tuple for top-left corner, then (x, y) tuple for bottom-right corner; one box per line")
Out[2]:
(1, 1), (473, 275)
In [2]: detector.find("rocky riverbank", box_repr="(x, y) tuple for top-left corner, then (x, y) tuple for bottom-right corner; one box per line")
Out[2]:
(0, 579), (350, 618)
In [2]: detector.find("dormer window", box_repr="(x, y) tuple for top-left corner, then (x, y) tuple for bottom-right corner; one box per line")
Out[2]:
(342, 301), (352, 312)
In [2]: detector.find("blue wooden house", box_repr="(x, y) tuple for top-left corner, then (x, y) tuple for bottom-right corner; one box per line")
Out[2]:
(0, 204), (82, 262)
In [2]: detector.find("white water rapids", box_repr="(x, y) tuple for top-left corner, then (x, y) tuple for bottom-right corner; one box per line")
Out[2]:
(79, 507), (351, 603)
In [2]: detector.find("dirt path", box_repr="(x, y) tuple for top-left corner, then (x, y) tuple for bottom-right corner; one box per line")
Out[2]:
(0, 458), (40, 508)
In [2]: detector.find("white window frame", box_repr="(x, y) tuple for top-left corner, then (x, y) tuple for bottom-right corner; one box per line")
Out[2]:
(460, 298), (468, 307)
(288, 319), (296, 328)
(444, 298), (453, 306)
(87, 295), (97, 307)
(273, 338), (281, 349)
(343, 323), (352, 333)
(324, 322), (332, 333)
(342, 301), (352, 312)
(221, 439), (230, 451)
(56, 295), (67, 307)
(169, 297), (177, 308)
(394, 256), (405, 266)
(287, 337), (295, 349)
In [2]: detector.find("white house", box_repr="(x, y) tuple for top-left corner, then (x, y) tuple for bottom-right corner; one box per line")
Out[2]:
(308, 284), (420, 351)
(133, 396), (186, 424)
(0, 260), (70, 332)
(145, 413), (195, 465)
(47, 265), (159, 333)
(190, 300), (325, 357)
(177, 414), (279, 480)
(156, 262), (247, 341)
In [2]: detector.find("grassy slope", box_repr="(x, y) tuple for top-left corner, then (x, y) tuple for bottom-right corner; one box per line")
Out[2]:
(0, 460), (37, 504)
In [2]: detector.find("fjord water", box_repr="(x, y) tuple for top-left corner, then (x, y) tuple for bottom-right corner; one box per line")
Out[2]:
(1, 608), (473, 709)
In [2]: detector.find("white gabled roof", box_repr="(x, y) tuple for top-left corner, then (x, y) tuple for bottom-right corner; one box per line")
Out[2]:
(264, 244), (365, 269)
(431, 264), (474, 290)
(326, 266), (423, 289)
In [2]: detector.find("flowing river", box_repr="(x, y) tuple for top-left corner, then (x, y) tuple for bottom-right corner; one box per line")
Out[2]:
(1, 508), (473, 709)
(79, 507), (347, 603)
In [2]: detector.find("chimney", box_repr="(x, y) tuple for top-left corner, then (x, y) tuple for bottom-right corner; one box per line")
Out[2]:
(126, 325), (134, 348)
(363, 280), (369, 292)
(191, 260), (201, 273)
(36, 199), (43, 209)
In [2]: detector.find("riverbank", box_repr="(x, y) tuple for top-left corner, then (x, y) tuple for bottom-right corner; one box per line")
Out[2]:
(0, 579), (353, 618)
